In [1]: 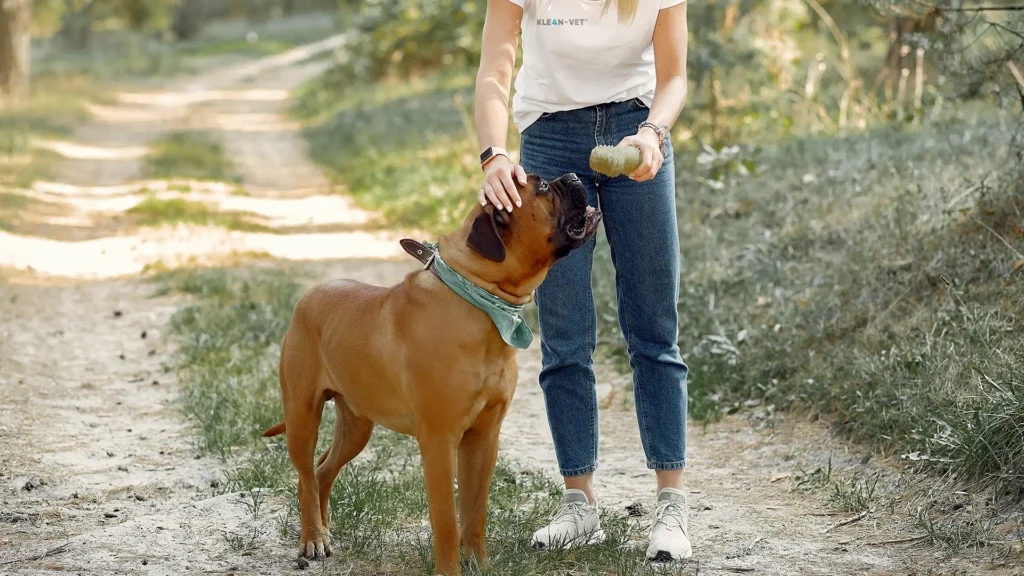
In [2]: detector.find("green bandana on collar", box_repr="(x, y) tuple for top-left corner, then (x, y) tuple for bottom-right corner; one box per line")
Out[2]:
(421, 242), (533, 350)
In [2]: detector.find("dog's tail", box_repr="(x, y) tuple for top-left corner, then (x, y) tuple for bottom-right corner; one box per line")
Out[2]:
(262, 421), (286, 437)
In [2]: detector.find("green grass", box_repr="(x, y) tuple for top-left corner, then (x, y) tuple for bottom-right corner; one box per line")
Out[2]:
(0, 74), (105, 188)
(590, 113), (1024, 495)
(296, 71), (501, 235)
(143, 132), (240, 183)
(127, 197), (267, 232)
(0, 193), (34, 231)
(164, 269), (691, 575)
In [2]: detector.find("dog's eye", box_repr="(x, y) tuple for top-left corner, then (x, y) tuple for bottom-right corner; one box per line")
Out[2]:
(538, 181), (550, 194)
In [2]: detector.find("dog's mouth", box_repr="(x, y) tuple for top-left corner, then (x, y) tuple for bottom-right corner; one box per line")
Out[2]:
(567, 205), (600, 240)
(551, 173), (601, 245)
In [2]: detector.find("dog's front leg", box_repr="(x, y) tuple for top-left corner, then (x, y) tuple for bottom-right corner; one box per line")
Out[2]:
(457, 402), (507, 569)
(418, 433), (460, 576)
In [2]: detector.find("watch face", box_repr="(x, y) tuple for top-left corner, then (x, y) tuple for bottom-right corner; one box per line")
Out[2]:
(480, 148), (493, 164)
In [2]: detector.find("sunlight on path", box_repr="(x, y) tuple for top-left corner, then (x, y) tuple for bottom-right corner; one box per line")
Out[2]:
(21, 180), (374, 227)
(0, 226), (403, 278)
(1, 32), (407, 280)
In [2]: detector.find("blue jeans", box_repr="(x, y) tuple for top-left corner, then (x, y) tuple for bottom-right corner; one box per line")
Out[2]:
(519, 98), (689, 477)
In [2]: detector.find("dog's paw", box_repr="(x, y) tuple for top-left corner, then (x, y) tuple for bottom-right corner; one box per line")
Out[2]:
(298, 528), (332, 559)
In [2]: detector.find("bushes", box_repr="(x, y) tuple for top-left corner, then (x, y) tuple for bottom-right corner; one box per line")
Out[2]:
(325, 0), (483, 83)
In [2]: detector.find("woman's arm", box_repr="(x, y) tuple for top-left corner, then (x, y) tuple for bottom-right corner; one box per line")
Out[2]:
(474, 0), (526, 211)
(620, 1), (689, 182)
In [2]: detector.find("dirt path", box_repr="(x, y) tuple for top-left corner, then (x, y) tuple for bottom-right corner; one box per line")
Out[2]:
(0, 33), (1002, 576)
(0, 34), (403, 280)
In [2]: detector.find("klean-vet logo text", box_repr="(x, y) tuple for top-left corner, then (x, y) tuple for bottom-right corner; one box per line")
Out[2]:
(537, 18), (587, 26)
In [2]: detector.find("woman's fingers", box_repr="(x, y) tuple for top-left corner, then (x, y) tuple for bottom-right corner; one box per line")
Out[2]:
(482, 182), (504, 211)
(498, 170), (522, 208)
(630, 146), (656, 181)
(485, 175), (513, 211)
(514, 164), (528, 186)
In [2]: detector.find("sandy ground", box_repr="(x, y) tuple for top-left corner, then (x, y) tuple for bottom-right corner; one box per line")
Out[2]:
(1, 31), (1019, 576)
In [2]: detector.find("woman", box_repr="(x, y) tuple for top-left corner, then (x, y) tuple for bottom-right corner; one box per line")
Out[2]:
(473, 0), (693, 563)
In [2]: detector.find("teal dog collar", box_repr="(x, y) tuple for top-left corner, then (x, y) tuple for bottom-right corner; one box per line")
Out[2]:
(416, 241), (533, 350)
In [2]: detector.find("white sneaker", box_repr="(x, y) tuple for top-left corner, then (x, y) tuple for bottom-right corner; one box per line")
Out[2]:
(646, 488), (693, 562)
(531, 489), (606, 550)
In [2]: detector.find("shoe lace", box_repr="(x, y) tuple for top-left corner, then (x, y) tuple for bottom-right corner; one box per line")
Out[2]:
(653, 500), (689, 533)
(551, 501), (591, 526)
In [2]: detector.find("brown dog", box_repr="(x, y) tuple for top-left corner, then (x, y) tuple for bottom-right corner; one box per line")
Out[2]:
(262, 172), (600, 575)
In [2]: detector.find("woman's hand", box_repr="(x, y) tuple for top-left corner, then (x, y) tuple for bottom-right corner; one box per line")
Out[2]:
(479, 156), (528, 212)
(616, 127), (663, 182)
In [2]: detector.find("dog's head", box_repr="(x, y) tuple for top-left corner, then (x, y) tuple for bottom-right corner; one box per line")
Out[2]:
(454, 173), (601, 299)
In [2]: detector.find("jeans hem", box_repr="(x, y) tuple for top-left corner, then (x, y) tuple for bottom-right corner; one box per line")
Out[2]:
(560, 463), (598, 477)
(647, 460), (687, 471)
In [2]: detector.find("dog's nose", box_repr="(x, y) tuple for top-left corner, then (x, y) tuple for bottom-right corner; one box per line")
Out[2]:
(555, 173), (581, 186)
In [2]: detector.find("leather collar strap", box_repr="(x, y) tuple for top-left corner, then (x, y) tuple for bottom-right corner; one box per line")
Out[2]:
(398, 238), (534, 350)
(400, 239), (434, 266)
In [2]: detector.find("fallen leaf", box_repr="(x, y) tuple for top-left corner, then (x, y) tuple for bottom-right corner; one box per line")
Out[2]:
(796, 298), (809, 307)
(770, 472), (792, 483)
(1014, 259), (1024, 273)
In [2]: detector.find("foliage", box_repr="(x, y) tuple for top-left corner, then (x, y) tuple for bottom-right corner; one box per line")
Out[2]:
(321, 0), (484, 85)
(593, 113), (1024, 494)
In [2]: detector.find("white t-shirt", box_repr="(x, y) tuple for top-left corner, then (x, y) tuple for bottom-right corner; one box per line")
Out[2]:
(506, 0), (686, 133)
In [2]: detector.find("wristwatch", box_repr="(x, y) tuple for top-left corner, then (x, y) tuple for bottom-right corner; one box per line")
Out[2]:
(480, 146), (509, 170)
(638, 121), (671, 157)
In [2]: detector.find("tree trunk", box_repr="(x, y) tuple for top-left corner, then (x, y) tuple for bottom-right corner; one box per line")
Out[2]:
(0, 0), (30, 101)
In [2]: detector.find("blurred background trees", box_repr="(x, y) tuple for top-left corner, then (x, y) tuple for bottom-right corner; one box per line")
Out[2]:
(7, 0), (1021, 126)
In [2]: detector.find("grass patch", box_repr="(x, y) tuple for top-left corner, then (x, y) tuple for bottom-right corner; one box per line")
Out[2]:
(590, 113), (1024, 494)
(165, 269), (690, 575)
(296, 72), (501, 235)
(0, 74), (106, 188)
(0, 193), (35, 231)
(127, 197), (266, 232)
(143, 132), (240, 182)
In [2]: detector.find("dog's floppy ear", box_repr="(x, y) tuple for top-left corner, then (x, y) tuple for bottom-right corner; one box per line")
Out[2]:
(467, 207), (507, 262)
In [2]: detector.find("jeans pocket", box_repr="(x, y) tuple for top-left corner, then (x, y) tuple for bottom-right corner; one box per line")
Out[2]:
(631, 97), (649, 110)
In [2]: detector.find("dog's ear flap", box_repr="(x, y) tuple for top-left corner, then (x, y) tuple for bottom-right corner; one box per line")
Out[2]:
(467, 207), (507, 262)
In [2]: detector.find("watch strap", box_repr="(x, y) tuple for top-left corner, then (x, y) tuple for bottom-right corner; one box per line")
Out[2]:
(480, 146), (509, 169)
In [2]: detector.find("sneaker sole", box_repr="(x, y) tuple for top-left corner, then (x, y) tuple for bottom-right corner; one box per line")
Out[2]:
(532, 529), (606, 551)
(646, 549), (694, 563)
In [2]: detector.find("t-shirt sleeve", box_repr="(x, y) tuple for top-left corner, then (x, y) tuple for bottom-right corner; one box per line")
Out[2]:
(661, 0), (687, 7)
